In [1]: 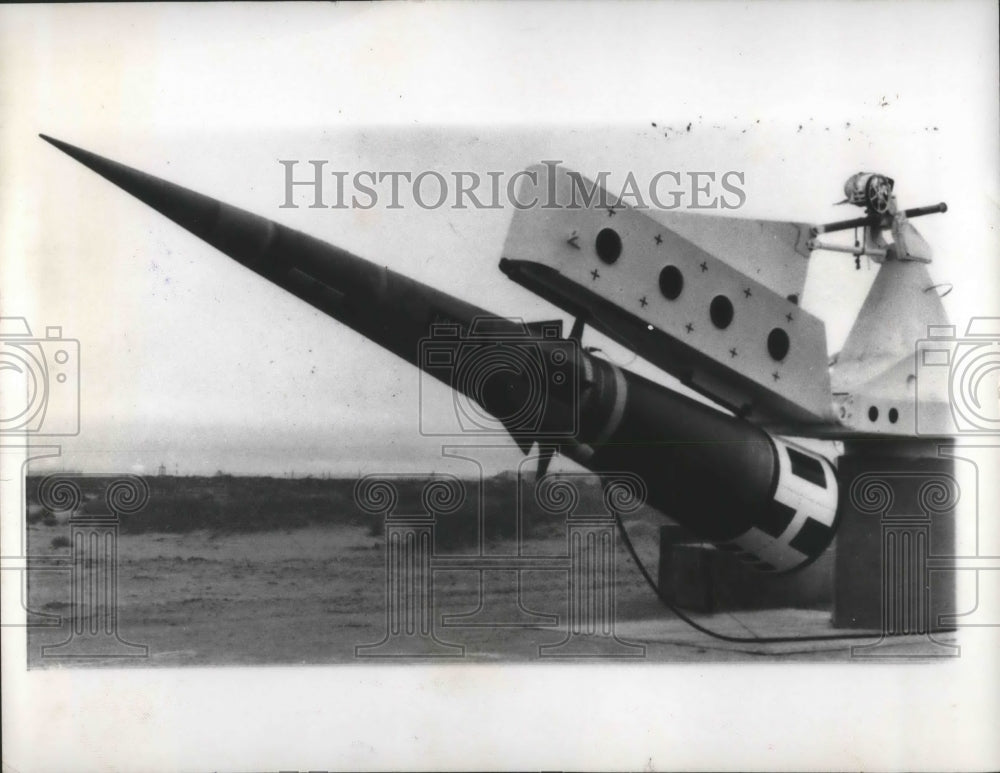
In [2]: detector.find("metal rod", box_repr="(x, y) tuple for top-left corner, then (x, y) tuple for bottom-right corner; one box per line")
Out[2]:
(810, 202), (947, 236)
(807, 241), (888, 258)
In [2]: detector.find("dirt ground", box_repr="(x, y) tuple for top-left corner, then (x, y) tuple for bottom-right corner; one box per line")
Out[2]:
(23, 520), (949, 666)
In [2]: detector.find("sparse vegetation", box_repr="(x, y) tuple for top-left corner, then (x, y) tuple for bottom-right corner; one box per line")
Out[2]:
(27, 509), (58, 527)
(26, 473), (612, 550)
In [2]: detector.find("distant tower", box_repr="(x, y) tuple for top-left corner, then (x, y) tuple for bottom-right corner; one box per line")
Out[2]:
(157, 463), (166, 476)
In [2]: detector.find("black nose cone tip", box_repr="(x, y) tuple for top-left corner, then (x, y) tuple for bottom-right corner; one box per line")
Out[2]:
(39, 134), (96, 167)
(39, 133), (69, 151)
(40, 134), (119, 176)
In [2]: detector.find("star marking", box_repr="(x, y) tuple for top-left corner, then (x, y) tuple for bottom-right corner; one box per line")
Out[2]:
(685, 322), (694, 333)
(786, 312), (794, 322)
(743, 287), (752, 298)
(606, 207), (616, 217)
(654, 234), (663, 245)
(729, 348), (738, 358)
(591, 268), (600, 280)
(699, 261), (708, 272)
(772, 371), (780, 381)
(639, 296), (648, 308)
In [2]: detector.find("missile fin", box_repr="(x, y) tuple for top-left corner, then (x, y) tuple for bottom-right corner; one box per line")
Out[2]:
(536, 445), (557, 477)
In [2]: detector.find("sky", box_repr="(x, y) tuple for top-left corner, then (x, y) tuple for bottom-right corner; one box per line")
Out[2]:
(2, 1), (998, 476)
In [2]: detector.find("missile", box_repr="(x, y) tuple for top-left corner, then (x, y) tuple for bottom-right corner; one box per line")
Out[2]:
(41, 135), (839, 572)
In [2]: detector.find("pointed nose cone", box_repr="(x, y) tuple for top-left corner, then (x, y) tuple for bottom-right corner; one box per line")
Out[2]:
(40, 134), (222, 240)
(39, 133), (399, 300)
(39, 134), (501, 368)
(40, 134), (299, 278)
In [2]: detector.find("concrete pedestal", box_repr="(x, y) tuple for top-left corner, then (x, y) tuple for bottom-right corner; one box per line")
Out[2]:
(832, 443), (957, 635)
(657, 529), (833, 613)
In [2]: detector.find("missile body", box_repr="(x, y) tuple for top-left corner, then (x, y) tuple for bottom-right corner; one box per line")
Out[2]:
(568, 357), (839, 571)
(42, 135), (839, 572)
